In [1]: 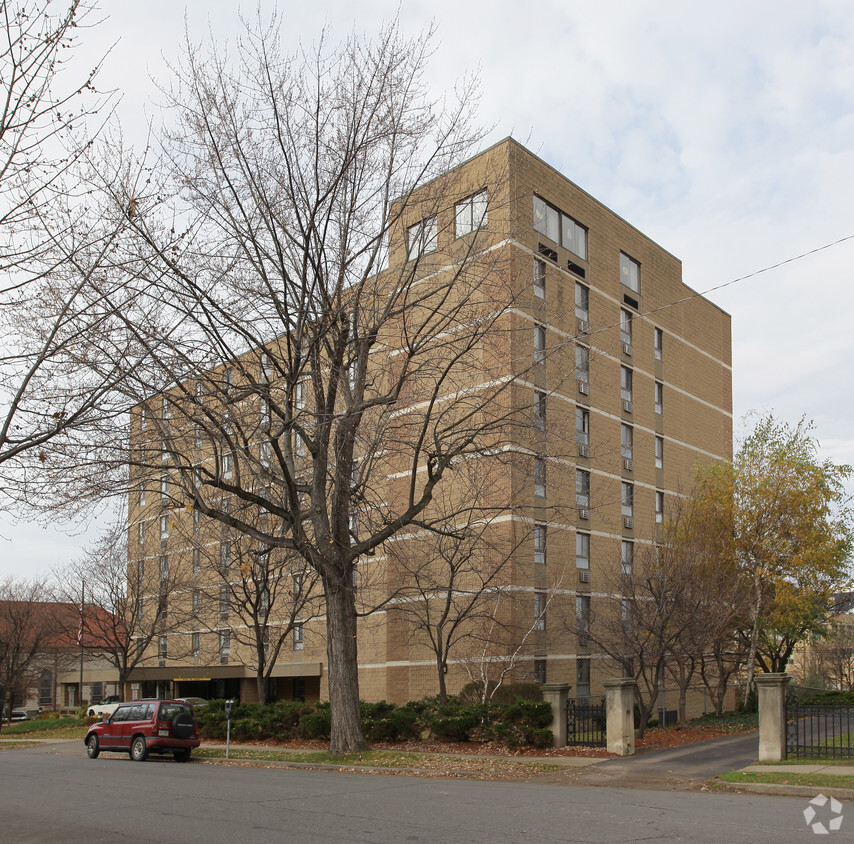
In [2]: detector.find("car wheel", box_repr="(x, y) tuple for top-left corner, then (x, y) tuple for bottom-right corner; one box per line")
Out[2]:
(172, 711), (196, 740)
(130, 736), (148, 762)
(86, 734), (100, 759)
(173, 748), (191, 762)
(87, 709), (95, 717)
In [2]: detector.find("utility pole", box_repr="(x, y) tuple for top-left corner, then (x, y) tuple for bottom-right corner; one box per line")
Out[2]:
(78, 580), (85, 708)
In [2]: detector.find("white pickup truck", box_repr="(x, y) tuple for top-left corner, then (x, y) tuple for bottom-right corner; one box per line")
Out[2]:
(87, 696), (122, 718)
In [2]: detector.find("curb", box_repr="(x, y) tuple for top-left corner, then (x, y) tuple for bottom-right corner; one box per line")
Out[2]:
(713, 778), (854, 801)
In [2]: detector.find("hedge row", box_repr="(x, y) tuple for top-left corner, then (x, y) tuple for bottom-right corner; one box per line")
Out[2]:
(195, 687), (552, 748)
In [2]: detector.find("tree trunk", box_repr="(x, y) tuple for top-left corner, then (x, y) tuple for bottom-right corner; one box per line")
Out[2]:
(437, 653), (448, 706)
(324, 576), (369, 754)
(256, 672), (268, 706)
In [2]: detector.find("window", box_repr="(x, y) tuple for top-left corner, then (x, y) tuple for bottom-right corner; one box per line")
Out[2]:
(139, 484), (146, 508)
(91, 681), (103, 703)
(222, 452), (233, 479)
(621, 599), (633, 634)
(534, 591), (546, 631)
(407, 216), (438, 258)
(159, 555), (168, 582)
(39, 670), (52, 706)
(619, 253), (640, 293)
(220, 586), (229, 617)
(219, 631), (230, 665)
(534, 324), (546, 365)
(534, 390), (546, 430)
(260, 588), (270, 618)
(162, 397), (171, 421)
(138, 522), (145, 546)
(621, 540), (634, 575)
(620, 309), (632, 345)
(533, 659), (547, 685)
(260, 353), (272, 384)
(158, 635), (167, 662)
(140, 407), (148, 431)
(294, 623), (304, 651)
(157, 592), (168, 621)
(193, 548), (201, 573)
(293, 571), (304, 596)
(192, 632), (200, 659)
(455, 189), (488, 238)
(655, 436), (664, 469)
(621, 482), (634, 519)
(161, 440), (169, 464)
(137, 558), (144, 583)
(621, 366), (633, 403)
(654, 327), (663, 361)
(159, 514), (169, 541)
(533, 195), (587, 259)
(621, 424), (633, 460)
(195, 424), (203, 450)
(533, 258), (545, 298)
(656, 490), (664, 523)
(534, 523), (547, 566)
(260, 441), (271, 468)
(576, 595), (591, 644)
(192, 589), (201, 615)
(654, 382), (663, 414)
(575, 282), (589, 322)
(575, 344), (589, 383)
(576, 658), (591, 698)
(576, 407), (589, 445)
(534, 456), (546, 497)
(160, 474), (169, 503)
(193, 507), (200, 531)
(220, 541), (231, 570)
(576, 532), (590, 570)
(576, 468), (590, 508)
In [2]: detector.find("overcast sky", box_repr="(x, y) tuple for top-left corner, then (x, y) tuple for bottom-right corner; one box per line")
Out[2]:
(3, 0), (853, 578)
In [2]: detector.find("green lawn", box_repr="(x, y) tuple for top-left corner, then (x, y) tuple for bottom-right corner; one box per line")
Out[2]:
(721, 770), (854, 789)
(1, 719), (86, 740)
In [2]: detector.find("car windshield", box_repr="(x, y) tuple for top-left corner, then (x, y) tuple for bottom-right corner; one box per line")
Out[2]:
(159, 702), (192, 720)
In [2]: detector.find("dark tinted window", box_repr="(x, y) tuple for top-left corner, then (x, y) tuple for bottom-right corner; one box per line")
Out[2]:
(111, 706), (131, 723)
(158, 702), (192, 721)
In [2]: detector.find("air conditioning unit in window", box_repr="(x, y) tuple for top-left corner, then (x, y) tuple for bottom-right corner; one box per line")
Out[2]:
(578, 570), (590, 583)
(578, 443), (590, 458)
(578, 380), (589, 395)
(578, 508), (590, 520)
(622, 342), (633, 357)
(623, 458), (634, 472)
(622, 400), (633, 414)
(577, 318), (590, 334)
(623, 516), (634, 530)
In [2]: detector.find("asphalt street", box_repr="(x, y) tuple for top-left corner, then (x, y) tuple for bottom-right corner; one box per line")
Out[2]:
(0, 740), (838, 843)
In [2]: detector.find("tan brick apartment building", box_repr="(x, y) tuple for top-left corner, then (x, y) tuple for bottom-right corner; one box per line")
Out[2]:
(126, 138), (732, 707)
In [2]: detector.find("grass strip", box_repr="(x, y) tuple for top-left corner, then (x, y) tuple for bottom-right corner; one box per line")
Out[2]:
(751, 758), (854, 766)
(721, 771), (854, 789)
(1, 718), (83, 734)
(193, 746), (561, 772)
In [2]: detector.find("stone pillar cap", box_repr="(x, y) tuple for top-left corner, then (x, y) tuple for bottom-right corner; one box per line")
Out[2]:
(754, 673), (791, 685)
(604, 677), (637, 688)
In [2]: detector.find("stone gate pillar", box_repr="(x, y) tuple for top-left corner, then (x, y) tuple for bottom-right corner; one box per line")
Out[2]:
(604, 677), (637, 756)
(541, 683), (571, 748)
(755, 673), (791, 762)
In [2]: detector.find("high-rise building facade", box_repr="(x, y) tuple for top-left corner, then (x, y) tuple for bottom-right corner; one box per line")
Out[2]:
(126, 138), (731, 706)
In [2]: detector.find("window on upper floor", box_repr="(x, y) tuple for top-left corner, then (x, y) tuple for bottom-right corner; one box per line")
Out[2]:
(455, 190), (488, 238)
(656, 490), (665, 523)
(534, 324), (546, 365)
(655, 436), (664, 469)
(294, 623), (304, 651)
(534, 659), (547, 685)
(576, 468), (590, 508)
(620, 309), (633, 346)
(576, 594), (591, 643)
(654, 327), (663, 361)
(534, 456), (546, 498)
(534, 390), (546, 430)
(158, 635), (167, 660)
(159, 514), (169, 541)
(621, 366), (633, 403)
(655, 381), (664, 415)
(192, 589), (201, 615)
(138, 522), (145, 546)
(575, 344), (589, 383)
(534, 258), (545, 298)
(620, 253), (640, 293)
(192, 632), (200, 659)
(534, 591), (546, 631)
(575, 282), (589, 323)
(407, 216), (438, 258)
(533, 195), (587, 260)
(534, 523), (547, 566)
(219, 631), (230, 664)
(621, 540), (634, 575)
(621, 424), (633, 461)
(576, 532), (590, 570)
(576, 657), (591, 698)
(220, 541), (231, 570)
(193, 548), (201, 573)
(621, 482), (634, 518)
(220, 586), (229, 617)
(159, 555), (168, 581)
(576, 407), (589, 445)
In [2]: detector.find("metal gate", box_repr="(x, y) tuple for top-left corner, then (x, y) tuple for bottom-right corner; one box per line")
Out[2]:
(786, 698), (854, 759)
(567, 696), (606, 747)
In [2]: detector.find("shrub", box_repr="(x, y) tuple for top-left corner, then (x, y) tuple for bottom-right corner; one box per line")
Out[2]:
(299, 709), (331, 739)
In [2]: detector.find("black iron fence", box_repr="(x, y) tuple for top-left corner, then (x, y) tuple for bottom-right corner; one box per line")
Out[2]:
(567, 696), (606, 747)
(786, 697), (854, 759)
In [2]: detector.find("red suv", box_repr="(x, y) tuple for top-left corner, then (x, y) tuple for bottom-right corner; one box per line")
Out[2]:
(85, 699), (200, 762)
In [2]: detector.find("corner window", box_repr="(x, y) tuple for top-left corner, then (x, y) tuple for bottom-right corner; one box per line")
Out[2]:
(220, 541), (231, 570)
(138, 522), (145, 546)
(220, 586), (229, 617)
(655, 436), (664, 469)
(621, 367), (633, 403)
(575, 344), (589, 383)
(576, 532), (590, 570)
(655, 490), (664, 523)
(620, 309), (633, 345)
(407, 216), (438, 258)
(621, 482), (634, 519)
(159, 514), (169, 540)
(575, 468), (590, 508)
(655, 381), (663, 415)
(620, 253), (640, 293)
(534, 523), (547, 566)
(576, 407), (589, 445)
(192, 632), (200, 659)
(219, 631), (230, 665)
(455, 190), (488, 238)
(654, 327), (663, 361)
(193, 548), (201, 573)
(159, 555), (168, 582)
(621, 540), (633, 575)
(192, 589), (201, 614)
(158, 636), (167, 662)
(576, 595), (591, 643)
(575, 282), (589, 322)
(621, 424), (633, 461)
